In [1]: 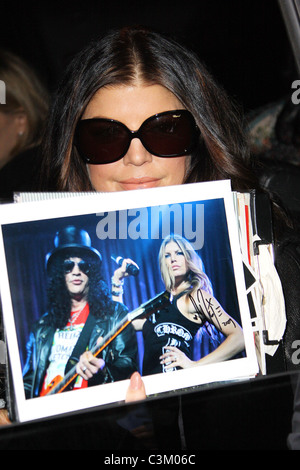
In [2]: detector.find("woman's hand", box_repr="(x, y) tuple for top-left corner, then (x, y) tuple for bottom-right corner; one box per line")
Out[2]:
(76, 350), (105, 380)
(159, 346), (195, 370)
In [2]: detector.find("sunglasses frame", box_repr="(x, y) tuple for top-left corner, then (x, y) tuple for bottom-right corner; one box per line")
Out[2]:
(75, 109), (200, 165)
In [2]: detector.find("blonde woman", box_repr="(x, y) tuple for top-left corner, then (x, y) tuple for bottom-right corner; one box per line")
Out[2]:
(133, 234), (245, 376)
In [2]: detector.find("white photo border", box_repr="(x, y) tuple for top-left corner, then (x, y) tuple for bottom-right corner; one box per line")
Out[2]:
(0, 180), (258, 422)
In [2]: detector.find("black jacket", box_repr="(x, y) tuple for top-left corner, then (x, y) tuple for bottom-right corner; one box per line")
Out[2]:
(22, 302), (138, 398)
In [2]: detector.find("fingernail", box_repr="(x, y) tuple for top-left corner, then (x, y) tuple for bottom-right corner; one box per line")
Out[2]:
(130, 371), (142, 390)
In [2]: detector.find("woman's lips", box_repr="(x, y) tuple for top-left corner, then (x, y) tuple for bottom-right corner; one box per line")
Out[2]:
(119, 177), (161, 190)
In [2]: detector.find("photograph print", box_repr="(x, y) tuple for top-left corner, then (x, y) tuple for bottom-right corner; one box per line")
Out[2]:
(0, 181), (258, 422)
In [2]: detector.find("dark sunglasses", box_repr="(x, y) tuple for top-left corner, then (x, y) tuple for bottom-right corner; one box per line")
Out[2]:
(75, 109), (200, 165)
(63, 259), (90, 275)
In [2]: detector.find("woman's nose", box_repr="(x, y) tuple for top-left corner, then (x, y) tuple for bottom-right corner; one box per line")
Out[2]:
(122, 138), (153, 166)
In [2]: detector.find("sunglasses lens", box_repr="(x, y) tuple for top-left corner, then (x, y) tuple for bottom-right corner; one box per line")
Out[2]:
(63, 260), (90, 274)
(142, 111), (198, 157)
(63, 260), (74, 273)
(76, 119), (128, 164)
(78, 261), (90, 274)
(76, 110), (198, 164)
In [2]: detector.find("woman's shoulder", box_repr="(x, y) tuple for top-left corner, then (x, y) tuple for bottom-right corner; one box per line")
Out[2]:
(174, 289), (207, 324)
(188, 287), (213, 304)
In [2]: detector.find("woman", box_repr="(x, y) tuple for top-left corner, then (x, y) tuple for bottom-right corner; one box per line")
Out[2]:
(1, 27), (296, 449)
(0, 49), (48, 194)
(38, 26), (256, 193)
(35, 24), (294, 382)
(132, 235), (244, 376)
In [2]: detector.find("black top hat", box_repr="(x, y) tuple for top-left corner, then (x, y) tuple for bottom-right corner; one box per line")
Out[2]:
(45, 225), (102, 271)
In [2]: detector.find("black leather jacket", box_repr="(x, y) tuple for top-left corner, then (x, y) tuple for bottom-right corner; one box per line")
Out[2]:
(23, 302), (138, 398)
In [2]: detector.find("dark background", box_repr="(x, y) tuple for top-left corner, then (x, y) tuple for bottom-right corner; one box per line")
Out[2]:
(0, 0), (294, 113)
(0, 0), (298, 450)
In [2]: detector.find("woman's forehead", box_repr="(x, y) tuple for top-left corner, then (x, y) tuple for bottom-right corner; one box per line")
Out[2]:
(82, 83), (183, 123)
(165, 240), (181, 251)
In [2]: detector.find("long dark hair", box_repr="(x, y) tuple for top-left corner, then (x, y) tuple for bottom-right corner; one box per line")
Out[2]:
(46, 251), (114, 329)
(39, 26), (257, 192)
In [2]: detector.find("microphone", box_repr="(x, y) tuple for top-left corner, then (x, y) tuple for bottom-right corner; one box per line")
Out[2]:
(111, 255), (139, 276)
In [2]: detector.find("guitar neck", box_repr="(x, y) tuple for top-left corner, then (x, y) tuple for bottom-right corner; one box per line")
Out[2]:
(47, 310), (135, 395)
(47, 291), (169, 395)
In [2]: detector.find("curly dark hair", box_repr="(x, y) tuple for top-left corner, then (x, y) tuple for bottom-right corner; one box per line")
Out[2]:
(46, 250), (115, 329)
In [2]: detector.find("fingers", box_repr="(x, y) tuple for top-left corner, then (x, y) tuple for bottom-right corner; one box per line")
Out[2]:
(125, 371), (146, 403)
(159, 346), (181, 370)
(160, 346), (194, 370)
(76, 351), (105, 380)
(160, 346), (178, 362)
(0, 409), (11, 426)
(113, 258), (138, 280)
(122, 258), (139, 269)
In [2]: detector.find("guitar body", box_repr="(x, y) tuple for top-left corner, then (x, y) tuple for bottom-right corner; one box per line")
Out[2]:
(40, 375), (64, 397)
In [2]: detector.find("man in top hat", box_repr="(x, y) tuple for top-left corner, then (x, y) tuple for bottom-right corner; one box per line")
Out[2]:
(23, 225), (138, 399)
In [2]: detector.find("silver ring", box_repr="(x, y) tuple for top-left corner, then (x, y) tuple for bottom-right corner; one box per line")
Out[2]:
(82, 366), (87, 372)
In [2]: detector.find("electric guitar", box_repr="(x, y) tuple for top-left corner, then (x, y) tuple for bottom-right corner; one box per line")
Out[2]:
(40, 291), (170, 396)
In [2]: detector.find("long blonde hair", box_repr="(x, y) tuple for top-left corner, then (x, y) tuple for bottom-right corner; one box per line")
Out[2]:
(158, 234), (213, 295)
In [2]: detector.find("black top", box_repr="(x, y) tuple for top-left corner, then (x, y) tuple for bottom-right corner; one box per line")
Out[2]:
(142, 292), (202, 376)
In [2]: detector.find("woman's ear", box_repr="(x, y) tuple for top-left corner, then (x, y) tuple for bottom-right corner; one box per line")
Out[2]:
(14, 109), (28, 137)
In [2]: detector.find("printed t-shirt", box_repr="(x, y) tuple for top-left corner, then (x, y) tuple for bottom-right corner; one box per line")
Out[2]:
(40, 303), (90, 396)
(142, 295), (200, 376)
